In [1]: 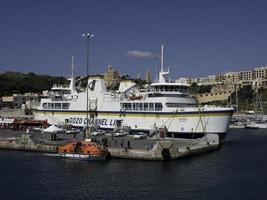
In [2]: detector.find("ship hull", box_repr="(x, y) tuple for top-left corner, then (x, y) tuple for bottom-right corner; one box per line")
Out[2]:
(33, 109), (233, 137)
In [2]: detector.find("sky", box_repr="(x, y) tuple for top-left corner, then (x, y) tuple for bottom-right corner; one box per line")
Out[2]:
(1, 0), (267, 79)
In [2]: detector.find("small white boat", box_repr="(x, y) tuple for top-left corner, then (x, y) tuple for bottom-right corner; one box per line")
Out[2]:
(245, 121), (267, 129)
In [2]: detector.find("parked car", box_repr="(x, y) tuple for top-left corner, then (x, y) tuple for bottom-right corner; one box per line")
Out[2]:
(91, 130), (105, 136)
(133, 132), (147, 139)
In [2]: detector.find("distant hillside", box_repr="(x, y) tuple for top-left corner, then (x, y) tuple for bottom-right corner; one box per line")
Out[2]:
(0, 71), (68, 97)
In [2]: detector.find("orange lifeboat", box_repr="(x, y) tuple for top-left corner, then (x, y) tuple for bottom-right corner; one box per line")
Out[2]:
(58, 140), (110, 160)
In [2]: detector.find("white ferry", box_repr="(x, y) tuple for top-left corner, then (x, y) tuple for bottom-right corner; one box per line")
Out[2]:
(33, 46), (234, 138)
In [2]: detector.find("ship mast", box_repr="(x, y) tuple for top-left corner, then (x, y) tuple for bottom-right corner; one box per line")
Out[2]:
(71, 56), (74, 79)
(161, 44), (164, 71)
(158, 44), (169, 83)
(69, 56), (76, 93)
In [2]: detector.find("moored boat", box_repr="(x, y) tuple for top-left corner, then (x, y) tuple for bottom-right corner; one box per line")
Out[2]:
(245, 120), (267, 129)
(57, 140), (110, 160)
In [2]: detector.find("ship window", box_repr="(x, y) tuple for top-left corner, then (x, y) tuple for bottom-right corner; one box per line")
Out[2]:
(121, 103), (129, 110)
(123, 103), (131, 110)
(160, 86), (163, 91)
(133, 103), (137, 110)
(43, 103), (48, 109)
(165, 85), (170, 91)
(148, 93), (154, 98)
(144, 103), (148, 111)
(166, 103), (195, 108)
(89, 80), (96, 91)
(155, 103), (162, 111)
(62, 103), (69, 109)
(138, 103), (143, 111)
(50, 103), (54, 109)
(166, 103), (180, 107)
(149, 103), (154, 111)
(55, 103), (61, 109)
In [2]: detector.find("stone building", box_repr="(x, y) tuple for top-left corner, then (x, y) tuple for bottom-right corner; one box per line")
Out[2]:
(103, 64), (120, 89)
(145, 68), (152, 84)
(2, 93), (40, 108)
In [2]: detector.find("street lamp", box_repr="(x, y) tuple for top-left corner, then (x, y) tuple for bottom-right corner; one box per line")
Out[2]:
(82, 33), (94, 138)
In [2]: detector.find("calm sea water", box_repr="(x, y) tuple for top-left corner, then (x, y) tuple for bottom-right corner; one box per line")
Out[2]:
(1, 129), (267, 200)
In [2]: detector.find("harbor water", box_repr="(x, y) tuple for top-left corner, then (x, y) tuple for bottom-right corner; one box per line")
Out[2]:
(1, 129), (267, 200)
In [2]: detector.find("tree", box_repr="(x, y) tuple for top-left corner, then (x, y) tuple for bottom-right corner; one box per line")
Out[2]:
(189, 82), (198, 94)
(0, 71), (68, 97)
(237, 85), (254, 111)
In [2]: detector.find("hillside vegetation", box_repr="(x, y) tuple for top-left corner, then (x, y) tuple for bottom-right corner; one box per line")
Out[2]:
(0, 71), (68, 97)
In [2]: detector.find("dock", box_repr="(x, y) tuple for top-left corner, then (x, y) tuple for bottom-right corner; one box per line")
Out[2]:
(0, 129), (219, 160)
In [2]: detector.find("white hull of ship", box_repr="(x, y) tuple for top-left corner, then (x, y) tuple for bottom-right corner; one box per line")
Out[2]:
(33, 109), (232, 135)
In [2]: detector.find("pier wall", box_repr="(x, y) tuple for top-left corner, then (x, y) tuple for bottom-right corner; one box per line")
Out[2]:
(0, 131), (219, 161)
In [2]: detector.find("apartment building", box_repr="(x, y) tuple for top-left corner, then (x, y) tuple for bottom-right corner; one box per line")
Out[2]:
(176, 66), (267, 89)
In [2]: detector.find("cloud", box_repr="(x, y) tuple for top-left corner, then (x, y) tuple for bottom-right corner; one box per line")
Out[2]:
(126, 50), (157, 59)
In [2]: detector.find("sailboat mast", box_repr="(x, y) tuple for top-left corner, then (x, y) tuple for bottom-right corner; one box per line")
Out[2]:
(235, 84), (238, 113)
